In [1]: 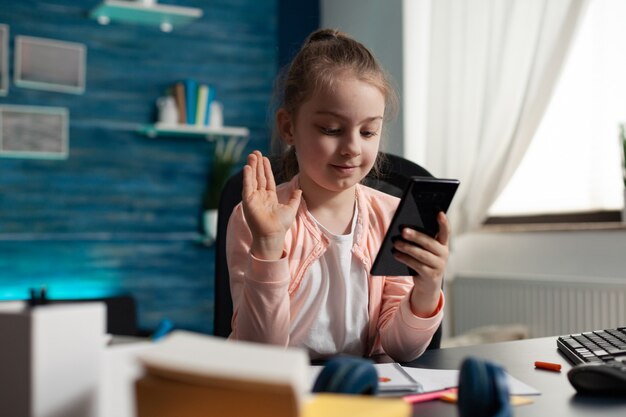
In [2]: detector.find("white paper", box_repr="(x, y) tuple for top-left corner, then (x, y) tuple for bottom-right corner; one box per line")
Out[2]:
(401, 366), (541, 396)
(400, 368), (459, 393)
(311, 363), (540, 396)
(374, 363), (421, 392)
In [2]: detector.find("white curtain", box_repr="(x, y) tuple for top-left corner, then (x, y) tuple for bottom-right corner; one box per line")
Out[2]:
(416, 0), (588, 236)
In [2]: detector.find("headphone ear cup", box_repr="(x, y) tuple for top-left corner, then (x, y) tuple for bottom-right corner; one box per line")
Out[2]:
(458, 357), (512, 417)
(486, 361), (511, 417)
(312, 358), (344, 393)
(312, 357), (379, 396)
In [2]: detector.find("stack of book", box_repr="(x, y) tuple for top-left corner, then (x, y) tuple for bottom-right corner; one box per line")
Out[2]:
(134, 331), (411, 417)
(171, 79), (216, 127)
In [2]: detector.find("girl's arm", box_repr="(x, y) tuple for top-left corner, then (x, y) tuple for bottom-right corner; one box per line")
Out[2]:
(226, 151), (301, 345)
(376, 213), (449, 361)
(376, 276), (444, 362)
(226, 205), (292, 345)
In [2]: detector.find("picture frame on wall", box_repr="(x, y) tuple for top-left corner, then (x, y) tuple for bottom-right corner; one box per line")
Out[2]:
(14, 35), (86, 94)
(0, 105), (69, 159)
(0, 24), (8, 96)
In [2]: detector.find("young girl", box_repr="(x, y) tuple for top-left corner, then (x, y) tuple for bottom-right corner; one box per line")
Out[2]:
(226, 28), (449, 362)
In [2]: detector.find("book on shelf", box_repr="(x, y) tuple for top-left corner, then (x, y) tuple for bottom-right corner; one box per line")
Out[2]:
(184, 78), (197, 125)
(173, 82), (186, 124)
(195, 84), (207, 128)
(195, 84), (212, 127)
(195, 84), (216, 127)
(168, 80), (217, 128)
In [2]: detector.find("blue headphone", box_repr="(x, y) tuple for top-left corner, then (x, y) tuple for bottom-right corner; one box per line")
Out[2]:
(312, 356), (379, 395)
(458, 357), (512, 417)
(313, 355), (512, 417)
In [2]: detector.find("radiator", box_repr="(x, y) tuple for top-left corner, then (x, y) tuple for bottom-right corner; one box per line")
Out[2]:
(450, 275), (626, 337)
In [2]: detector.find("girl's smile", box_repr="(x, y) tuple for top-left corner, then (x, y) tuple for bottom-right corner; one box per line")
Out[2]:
(330, 163), (359, 175)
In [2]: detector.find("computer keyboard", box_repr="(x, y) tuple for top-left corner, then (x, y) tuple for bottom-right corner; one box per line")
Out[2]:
(558, 327), (626, 395)
(557, 327), (626, 364)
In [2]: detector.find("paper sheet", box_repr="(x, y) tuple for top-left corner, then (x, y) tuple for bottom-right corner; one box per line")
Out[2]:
(311, 364), (540, 396)
(401, 367), (541, 396)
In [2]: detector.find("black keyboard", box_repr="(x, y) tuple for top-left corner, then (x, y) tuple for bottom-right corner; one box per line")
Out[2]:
(558, 327), (626, 395)
(557, 327), (626, 364)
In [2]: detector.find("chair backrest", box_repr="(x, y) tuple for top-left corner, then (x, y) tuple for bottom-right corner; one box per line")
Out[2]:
(213, 152), (442, 350)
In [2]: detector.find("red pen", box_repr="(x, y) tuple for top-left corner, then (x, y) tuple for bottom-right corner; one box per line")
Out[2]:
(534, 361), (561, 372)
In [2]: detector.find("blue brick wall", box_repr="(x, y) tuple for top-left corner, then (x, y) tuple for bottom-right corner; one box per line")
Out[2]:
(0, 0), (277, 334)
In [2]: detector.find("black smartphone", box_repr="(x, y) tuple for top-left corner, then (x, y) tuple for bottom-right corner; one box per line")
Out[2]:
(370, 177), (460, 276)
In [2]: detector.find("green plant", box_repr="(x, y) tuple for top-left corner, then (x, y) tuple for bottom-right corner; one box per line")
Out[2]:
(203, 136), (248, 210)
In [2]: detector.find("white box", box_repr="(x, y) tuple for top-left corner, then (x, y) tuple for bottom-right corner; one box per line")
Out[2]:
(0, 303), (106, 417)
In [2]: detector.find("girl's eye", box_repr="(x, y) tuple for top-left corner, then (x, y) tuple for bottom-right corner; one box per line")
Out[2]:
(320, 127), (341, 135)
(361, 131), (378, 138)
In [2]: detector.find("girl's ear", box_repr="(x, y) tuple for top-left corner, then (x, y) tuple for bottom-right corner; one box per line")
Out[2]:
(276, 108), (294, 145)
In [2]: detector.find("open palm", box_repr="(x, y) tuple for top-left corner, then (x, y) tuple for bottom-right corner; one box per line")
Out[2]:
(242, 151), (301, 259)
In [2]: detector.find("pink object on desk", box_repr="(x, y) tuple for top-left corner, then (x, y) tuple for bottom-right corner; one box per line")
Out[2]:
(403, 388), (458, 404)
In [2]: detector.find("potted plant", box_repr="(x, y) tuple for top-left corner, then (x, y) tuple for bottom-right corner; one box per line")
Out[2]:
(202, 136), (248, 242)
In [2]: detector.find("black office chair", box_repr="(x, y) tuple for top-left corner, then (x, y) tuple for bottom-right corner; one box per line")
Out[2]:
(213, 152), (442, 350)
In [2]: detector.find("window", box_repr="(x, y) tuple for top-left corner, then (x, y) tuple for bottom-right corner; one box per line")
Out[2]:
(488, 0), (626, 217)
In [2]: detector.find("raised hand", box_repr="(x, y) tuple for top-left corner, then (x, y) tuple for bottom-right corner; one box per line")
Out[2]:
(242, 151), (302, 260)
(392, 212), (450, 317)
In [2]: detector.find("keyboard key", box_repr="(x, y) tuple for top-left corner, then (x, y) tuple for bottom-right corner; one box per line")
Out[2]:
(607, 330), (626, 342)
(559, 327), (626, 369)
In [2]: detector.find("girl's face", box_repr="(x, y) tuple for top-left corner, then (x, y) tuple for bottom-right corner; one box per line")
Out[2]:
(279, 74), (385, 197)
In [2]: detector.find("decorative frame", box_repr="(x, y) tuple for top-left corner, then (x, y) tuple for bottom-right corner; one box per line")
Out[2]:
(14, 35), (86, 94)
(0, 24), (8, 96)
(0, 105), (69, 159)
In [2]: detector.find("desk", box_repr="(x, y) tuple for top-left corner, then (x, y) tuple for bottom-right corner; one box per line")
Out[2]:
(403, 337), (626, 417)
(104, 336), (626, 417)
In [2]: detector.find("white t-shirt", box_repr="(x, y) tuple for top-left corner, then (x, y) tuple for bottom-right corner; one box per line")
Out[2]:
(288, 204), (370, 359)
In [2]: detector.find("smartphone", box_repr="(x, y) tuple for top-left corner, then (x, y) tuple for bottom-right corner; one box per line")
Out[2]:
(370, 177), (460, 276)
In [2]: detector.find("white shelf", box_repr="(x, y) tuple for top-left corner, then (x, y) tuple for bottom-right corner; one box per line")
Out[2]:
(141, 123), (249, 140)
(90, 0), (202, 32)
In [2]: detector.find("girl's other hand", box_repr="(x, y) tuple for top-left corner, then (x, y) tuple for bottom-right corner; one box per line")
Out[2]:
(242, 151), (302, 260)
(392, 211), (450, 317)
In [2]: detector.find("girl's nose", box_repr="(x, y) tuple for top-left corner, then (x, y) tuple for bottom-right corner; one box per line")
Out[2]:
(341, 130), (361, 156)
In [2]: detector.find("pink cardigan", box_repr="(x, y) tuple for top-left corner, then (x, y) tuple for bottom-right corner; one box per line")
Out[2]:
(226, 175), (444, 362)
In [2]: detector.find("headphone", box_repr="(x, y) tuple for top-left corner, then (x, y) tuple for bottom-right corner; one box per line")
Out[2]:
(312, 356), (379, 395)
(458, 357), (512, 417)
(313, 355), (511, 417)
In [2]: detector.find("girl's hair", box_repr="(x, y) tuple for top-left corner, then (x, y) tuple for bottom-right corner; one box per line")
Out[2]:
(271, 28), (399, 181)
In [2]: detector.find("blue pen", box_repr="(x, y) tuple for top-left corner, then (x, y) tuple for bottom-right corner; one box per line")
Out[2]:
(152, 318), (174, 341)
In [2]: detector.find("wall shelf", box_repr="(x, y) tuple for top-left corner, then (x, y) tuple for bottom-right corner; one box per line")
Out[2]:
(90, 0), (203, 32)
(140, 123), (249, 140)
